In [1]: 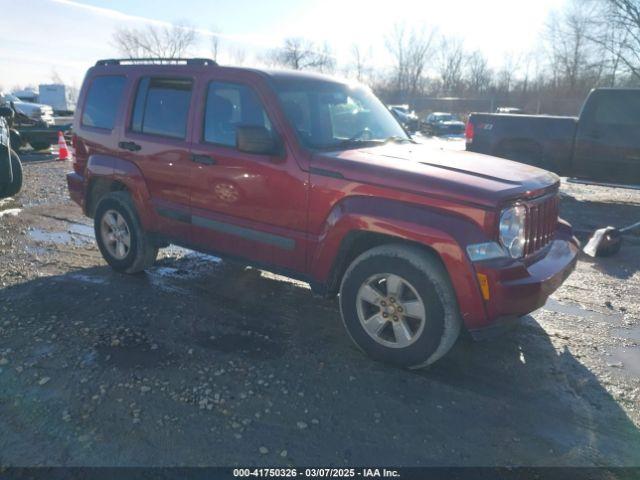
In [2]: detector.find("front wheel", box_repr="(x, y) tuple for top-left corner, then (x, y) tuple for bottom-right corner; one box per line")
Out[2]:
(94, 191), (158, 274)
(339, 245), (461, 368)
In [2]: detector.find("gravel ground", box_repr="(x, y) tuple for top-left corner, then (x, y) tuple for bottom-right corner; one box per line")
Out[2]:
(0, 143), (639, 467)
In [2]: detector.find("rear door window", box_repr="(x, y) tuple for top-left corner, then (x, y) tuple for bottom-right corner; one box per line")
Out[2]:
(131, 77), (193, 139)
(203, 81), (272, 147)
(81, 75), (126, 130)
(593, 91), (640, 127)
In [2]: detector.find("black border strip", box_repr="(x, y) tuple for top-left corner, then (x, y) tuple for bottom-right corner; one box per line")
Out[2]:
(0, 467), (638, 480)
(192, 215), (295, 251)
(155, 206), (190, 224)
(156, 206), (295, 251)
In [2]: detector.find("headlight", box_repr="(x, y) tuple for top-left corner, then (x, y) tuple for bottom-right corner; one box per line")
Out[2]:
(466, 242), (507, 261)
(499, 205), (527, 258)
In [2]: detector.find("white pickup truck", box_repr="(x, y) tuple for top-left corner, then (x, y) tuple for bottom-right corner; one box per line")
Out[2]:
(0, 92), (54, 126)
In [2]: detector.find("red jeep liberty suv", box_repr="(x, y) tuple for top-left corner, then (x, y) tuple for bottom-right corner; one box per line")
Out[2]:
(67, 58), (579, 368)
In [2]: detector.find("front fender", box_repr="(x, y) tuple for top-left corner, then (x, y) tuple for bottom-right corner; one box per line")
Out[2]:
(309, 196), (490, 329)
(85, 154), (157, 229)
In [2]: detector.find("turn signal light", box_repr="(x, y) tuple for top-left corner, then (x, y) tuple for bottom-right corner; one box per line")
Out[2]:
(476, 273), (490, 300)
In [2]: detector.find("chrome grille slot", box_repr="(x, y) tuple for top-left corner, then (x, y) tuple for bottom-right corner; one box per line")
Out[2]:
(524, 194), (559, 255)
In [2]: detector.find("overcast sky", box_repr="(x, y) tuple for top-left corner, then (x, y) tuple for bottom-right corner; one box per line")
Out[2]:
(0, 0), (566, 90)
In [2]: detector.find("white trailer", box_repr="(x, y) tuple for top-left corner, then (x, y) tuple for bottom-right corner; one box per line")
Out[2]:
(38, 84), (75, 114)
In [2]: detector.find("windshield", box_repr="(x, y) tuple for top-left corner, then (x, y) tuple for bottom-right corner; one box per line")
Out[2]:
(434, 114), (454, 122)
(275, 80), (409, 150)
(4, 93), (20, 102)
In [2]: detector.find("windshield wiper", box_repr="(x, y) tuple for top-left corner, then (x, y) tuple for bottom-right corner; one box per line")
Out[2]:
(383, 135), (412, 144)
(327, 138), (384, 150)
(316, 135), (412, 151)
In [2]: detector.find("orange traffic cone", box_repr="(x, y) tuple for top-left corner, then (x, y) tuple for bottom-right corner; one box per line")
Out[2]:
(57, 131), (71, 161)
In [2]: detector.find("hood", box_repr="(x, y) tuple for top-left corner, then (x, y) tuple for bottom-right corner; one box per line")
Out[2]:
(393, 110), (417, 120)
(312, 142), (559, 208)
(14, 100), (52, 114)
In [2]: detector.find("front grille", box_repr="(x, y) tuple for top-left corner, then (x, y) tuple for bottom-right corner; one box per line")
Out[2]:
(524, 193), (559, 255)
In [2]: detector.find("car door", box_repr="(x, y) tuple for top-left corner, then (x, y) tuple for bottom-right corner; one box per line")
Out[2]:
(118, 75), (196, 241)
(573, 89), (640, 185)
(189, 74), (308, 273)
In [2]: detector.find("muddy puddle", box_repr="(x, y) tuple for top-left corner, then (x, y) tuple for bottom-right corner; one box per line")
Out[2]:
(608, 346), (640, 377)
(28, 223), (94, 246)
(543, 297), (624, 324)
(613, 325), (640, 343)
(544, 298), (640, 376)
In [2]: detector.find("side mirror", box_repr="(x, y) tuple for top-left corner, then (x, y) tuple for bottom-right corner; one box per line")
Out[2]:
(0, 106), (14, 119)
(236, 125), (280, 156)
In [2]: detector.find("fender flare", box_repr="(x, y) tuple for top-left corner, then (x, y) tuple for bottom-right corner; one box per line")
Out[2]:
(85, 154), (156, 229)
(309, 196), (490, 329)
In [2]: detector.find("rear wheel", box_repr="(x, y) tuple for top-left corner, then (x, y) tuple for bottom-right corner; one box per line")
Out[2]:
(29, 142), (51, 151)
(339, 245), (461, 368)
(94, 191), (158, 274)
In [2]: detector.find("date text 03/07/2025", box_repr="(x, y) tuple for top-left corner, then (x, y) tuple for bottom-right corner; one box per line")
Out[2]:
(232, 468), (401, 478)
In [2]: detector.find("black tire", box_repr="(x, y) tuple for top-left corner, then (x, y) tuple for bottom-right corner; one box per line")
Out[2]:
(94, 191), (158, 274)
(30, 142), (51, 151)
(2, 150), (22, 197)
(339, 244), (461, 368)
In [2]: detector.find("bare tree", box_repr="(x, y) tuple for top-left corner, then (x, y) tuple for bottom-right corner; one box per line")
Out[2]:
(351, 44), (365, 82)
(112, 22), (198, 59)
(590, 0), (640, 82)
(545, 1), (603, 93)
(50, 69), (64, 85)
(349, 44), (374, 83)
(496, 53), (520, 93)
(211, 29), (221, 62)
(268, 38), (335, 72)
(438, 36), (467, 95)
(465, 51), (493, 93)
(385, 24), (437, 99)
(230, 47), (247, 66)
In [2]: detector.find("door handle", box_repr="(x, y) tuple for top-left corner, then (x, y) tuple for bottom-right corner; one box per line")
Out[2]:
(191, 154), (217, 165)
(118, 141), (141, 152)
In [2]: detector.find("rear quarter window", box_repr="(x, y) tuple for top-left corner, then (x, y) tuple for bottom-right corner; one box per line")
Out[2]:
(81, 76), (126, 130)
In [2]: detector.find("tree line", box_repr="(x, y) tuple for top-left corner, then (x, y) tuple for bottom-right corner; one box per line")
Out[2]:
(110, 0), (640, 115)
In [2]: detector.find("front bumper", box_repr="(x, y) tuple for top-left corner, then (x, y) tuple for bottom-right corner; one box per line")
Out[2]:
(469, 221), (579, 335)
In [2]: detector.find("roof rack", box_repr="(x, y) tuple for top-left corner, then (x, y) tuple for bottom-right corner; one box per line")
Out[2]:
(95, 58), (217, 67)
